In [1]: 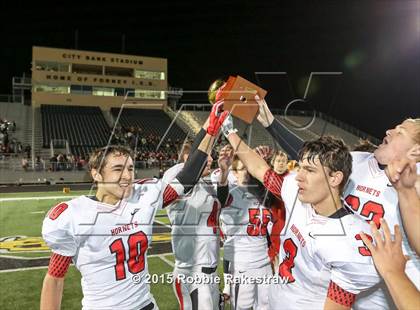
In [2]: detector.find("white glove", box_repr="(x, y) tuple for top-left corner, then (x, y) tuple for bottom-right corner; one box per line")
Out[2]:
(221, 114), (238, 138)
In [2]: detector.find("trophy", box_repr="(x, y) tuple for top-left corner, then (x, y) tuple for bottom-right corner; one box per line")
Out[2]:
(217, 75), (267, 124)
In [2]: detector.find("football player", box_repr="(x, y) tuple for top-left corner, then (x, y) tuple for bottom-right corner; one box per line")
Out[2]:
(217, 152), (273, 310)
(254, 96), (420, 309)
(221, 119), (381, 309)
(162, 119), (222, 310)
(40, 103), (228, 310)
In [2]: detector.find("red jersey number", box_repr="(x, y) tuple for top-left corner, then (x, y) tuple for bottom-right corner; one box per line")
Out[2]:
(247, 208), (271, 236)
(109, 231), (148, 281)
(279, 238), (298, 283)
(355, 233), (373, 257)
(345, 195), (384, 227)
(48, 203), (69, 220)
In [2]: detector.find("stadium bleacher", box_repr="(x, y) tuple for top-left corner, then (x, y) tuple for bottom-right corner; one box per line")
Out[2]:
(41, 105), (111, 156)
(111, 107), (186, 141)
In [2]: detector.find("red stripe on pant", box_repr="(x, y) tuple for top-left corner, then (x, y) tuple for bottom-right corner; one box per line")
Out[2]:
(175, 277), (184, 310)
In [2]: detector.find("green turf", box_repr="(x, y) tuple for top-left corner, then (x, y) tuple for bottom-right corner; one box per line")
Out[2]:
(163, 254), (175, 263)
(155, 216), (171, 226)
(149, 257), (178, 310)
(0, 198), (60, 237)
(0, 266), (83, 310)
(0, 251), (51, 258)
(0, 190), (91, 198)
(0, 191), (228, 310)
(0, 257), (179, 310)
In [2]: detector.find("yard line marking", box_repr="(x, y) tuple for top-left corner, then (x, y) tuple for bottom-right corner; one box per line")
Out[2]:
(0, 196), (79, 203)
(30, 211), (46, 214)
(154, 219), (171, 229)
(158, 254), (175, 268)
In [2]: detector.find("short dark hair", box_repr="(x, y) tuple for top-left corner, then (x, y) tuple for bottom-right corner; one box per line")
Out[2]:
(297, 136), (352, 193)
(88, 145), (133, 172)
(353, 139), (377, 153)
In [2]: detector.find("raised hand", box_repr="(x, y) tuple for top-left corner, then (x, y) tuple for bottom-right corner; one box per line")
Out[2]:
(255, 95), (275, 128)
(207, 100), (229, 136)
(218, 150), (233, 172)
(360, 219), (407, 278)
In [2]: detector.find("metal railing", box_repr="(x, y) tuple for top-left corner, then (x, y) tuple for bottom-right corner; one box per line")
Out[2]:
(50, 139), (70, 156)
(0, 94), (24, 103)
(173, 103), (380, 144)
(12, 77), (32, 85)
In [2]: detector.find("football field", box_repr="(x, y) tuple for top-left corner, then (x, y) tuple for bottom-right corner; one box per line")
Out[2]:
(0, 190), (224, 310)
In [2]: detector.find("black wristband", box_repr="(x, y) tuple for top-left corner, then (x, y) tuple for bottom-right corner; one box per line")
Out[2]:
(217, 184), (229, 207)
(176, 149), (208, 193)
(266, 119), (304, 160)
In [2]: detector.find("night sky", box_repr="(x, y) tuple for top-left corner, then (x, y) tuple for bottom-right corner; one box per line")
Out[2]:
(1, 0), (419, 139)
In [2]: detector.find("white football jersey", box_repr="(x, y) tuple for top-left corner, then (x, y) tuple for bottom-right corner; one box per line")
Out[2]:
(219, 185), (271, 270)
(269, 173), (380, 309)
(344, 152), (420, 309)
(42, 179), (167, 310)
(163, 163), (221, 269)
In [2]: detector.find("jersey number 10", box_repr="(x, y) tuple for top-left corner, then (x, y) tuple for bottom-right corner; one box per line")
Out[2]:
(109, 231), (148, 281)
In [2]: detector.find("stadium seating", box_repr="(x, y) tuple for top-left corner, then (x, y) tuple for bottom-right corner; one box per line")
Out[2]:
(111, 107), (186, 141)
(41, 105), (111, 156)
(176, 110), (365, 152)
(275, 115), (361, 146)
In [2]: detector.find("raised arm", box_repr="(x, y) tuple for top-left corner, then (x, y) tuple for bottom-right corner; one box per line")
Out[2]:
(386, 156), (420, 255)
(187, 118), (210, 156)
(256, 95), (304, 160)
(216, 148), (233, 206)
(222, 116), (285, 198)
(163, 102), (228, 207)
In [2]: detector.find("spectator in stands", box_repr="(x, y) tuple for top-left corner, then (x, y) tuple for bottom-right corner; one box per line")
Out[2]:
(21, 156), (29, 171)
(35, 156), (45, 171)
(50, 154), (58, 171)
(57, 153), (65, 171)
(141, 137), (147, 149)
(67, 154), (75, 171)
(271, 150), (289, 175)
(24, 144), (31, 158)
(79, 156), (87, 170)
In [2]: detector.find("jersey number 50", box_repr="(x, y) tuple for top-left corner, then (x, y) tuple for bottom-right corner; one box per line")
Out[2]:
(109, 231), (148, 281)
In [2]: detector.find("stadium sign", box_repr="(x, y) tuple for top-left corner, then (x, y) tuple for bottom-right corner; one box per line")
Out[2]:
(61, 52), (144, 65)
